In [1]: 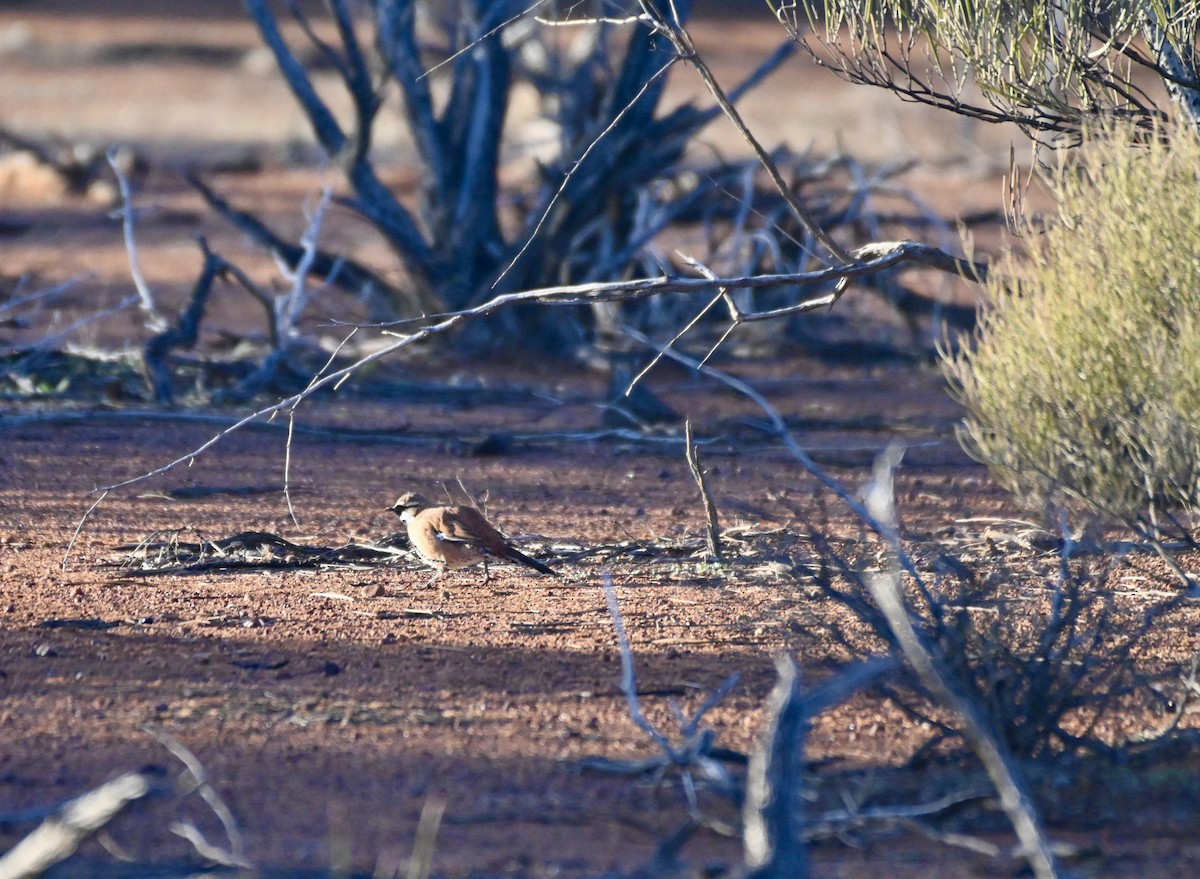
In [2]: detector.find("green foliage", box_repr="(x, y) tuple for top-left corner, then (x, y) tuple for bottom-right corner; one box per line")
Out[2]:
(772, 1), (1200, 137)
(942, 123), (1200, 529)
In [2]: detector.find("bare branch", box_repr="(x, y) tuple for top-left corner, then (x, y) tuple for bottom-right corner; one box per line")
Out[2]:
(395, 242), (981, 322)
(169, 820), (248, 869)
(275, 185), (334, 341)
(241, 0), (434, 275)
(637, 1), (850, 266)
(407, 797), (446, 879)
(283, 329), (358, 527)
(863, 450), (1061, 879)
(418, 0), (549, 83)
(744, 655), (894, 879)
(187, 173), (408, 308)
(684, 419), (722, 559)
(626, 254), (729, 390)
(142, 237), (226, 404)
(619, 324), (923, 580)
(243, 0), (345, 153)
(107, 147), (165, 330)
(146, 726), (249, 869)
(0, 773), (151, 879)
(375, 1), (447, 182)
(589, 574), (739, 809)
(742, 655), (808, 879)
(494, 55), (678, 288)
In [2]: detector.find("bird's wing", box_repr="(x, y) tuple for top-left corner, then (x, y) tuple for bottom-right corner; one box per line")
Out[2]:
(431, 506), (557, 576)
(434, 506), (498, 546)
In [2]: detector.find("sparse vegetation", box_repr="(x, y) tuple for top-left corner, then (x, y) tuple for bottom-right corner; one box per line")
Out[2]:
(805, 522), (1173, 760)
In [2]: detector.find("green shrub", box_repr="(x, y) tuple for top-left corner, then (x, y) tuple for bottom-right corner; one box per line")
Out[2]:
(942, 123), (1200, 532)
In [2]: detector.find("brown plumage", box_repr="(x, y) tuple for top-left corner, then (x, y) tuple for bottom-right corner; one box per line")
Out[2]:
(390, 492), (558, 583)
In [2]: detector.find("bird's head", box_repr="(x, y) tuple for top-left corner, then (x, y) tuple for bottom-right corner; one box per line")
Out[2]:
(390, 492), (431, 522)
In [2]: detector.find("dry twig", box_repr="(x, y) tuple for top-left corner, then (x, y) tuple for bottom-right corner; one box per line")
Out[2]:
(582, 576), (740, 811)
(0, 773), (151, 879)
(684, 419), (722, 559)
(147, 726), (250, 870)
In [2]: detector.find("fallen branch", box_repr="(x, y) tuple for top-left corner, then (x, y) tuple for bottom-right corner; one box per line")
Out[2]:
(113, 529), (408, 575)
(0, 773), (151, 879)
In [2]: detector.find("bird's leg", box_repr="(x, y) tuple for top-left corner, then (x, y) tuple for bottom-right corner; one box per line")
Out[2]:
(424, 567), (444, 589)
(482, 557), (491, 584)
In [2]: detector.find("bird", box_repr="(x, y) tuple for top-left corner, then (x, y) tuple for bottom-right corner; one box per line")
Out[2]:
(390, 492), (558, 584)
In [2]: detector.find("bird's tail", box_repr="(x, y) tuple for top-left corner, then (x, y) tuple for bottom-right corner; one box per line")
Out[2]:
(500, 545), (559, 577)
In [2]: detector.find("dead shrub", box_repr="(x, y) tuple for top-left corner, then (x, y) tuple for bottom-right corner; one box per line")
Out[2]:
(221, 0), (793, 352)
(801, 527), (1176, 761)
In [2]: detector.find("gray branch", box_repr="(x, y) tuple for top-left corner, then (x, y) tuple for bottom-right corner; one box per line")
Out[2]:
(0, 773), (151, 879)
(1143, 12), (1200, 132)
(863, 450), (1061, 879)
